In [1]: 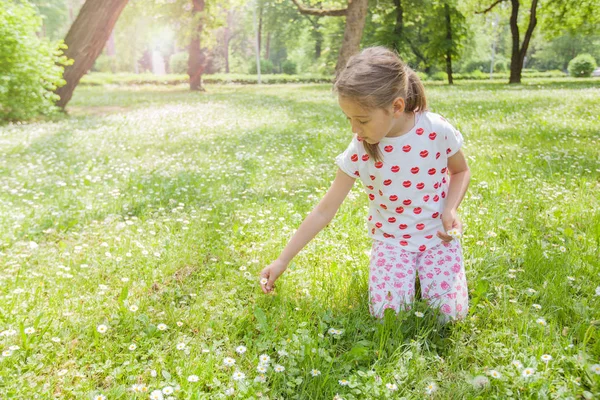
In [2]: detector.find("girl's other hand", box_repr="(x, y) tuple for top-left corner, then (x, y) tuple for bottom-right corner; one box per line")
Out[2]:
(437, 209), (462, 242)
(259, 259), (288, 294)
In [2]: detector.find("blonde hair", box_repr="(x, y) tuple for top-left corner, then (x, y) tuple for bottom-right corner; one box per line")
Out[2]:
(333, 46), (427, 163)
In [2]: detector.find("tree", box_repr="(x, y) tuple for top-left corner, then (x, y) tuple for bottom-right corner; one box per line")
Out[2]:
(188, 0), (206, 90)
(291, 0), (369, 74)
(476, 0), (538, 84)
(54, 0), (129, 108)
(424, 0), (467, 84)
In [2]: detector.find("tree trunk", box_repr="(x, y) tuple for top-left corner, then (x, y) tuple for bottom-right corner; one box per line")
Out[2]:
(312, 20), (323, 58)
(265, 32), (271, 60)
(335, 0), (369, 74)
(290, 0), (367, 74)
(54, 0), (129, 108)
(188, 0), (206, 91)
(509, 0), (538, 84)
(224, 28), (231, 73)
(392, 0), (403, 52)
(258, 7), (263, 57)
(444, 3), (453, 85)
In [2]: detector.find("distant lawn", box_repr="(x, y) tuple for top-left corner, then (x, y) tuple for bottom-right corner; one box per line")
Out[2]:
(0, 80), (598, 398)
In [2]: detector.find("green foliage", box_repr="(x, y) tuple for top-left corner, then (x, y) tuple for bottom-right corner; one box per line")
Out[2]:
(0, 0), (71, 122)
(249, 59), (275, 74)
(79, 72), (331, 86)
(463, 58), (489, 73)
(93, 55), (117, 73)
(281, 60), (296, 75)
(281, 60), (297, 75)
(568, 54), (597, 77)
(430, 71), (448, 81)
(415, 71), (429, 82)
(169, 51), (189, 74)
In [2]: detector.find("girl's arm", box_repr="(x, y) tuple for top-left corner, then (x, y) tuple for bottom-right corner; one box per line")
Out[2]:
(438, 149), (470, 241)
(260, 168), (356, 293)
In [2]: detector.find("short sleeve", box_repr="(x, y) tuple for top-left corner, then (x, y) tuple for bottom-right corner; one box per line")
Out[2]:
(335, 136), (360, 179)
(441, 118), (464, 157)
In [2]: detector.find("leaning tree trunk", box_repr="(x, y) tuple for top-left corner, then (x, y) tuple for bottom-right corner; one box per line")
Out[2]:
(444, 3), (453, 85)
(55, 0), (129, 108)
(509, 0), (537, 84)
(335, 0), (369, 74)
(188, 0), (206, 91)
(290, 0), (368, 75)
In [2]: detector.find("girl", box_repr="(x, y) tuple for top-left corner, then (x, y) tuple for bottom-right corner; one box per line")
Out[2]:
(259, 46), (470, 322)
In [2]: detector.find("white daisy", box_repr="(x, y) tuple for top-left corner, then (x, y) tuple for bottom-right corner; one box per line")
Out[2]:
(512, 360), (523, 369)
(24, 327), (35, 334)
(188, 375), (199, 382)
(176, 343), (186, 350)
(310, 369), (321, 377)
(415, 311), (424, 318)
(257, 364), (267, 373)
(128, 344), (137, 351)
(149, 390), (164, 400)
(386, 383), (398, 391)
(162, 386), (173, 395)
(540, 354), (553, 362)
(488, 370), (501, 378)
(96, 324), (108, 334)
(274, 364), (285, 373)
(259, 354), (270, 364)
(157, 323), (168, 331)
(235, 345), (247, 354)
(223, 357), (236, 367)
(338, 379), (349, 386)
(425, 381), (437, 394)
(232, 371), (246, 381)
(129, 305), (139, 312)
(522, 367), (535, 378)
(536, 318), (547, 326)
(590, 364), (600, 374)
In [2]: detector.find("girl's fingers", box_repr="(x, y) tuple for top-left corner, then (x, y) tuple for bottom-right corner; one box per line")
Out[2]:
(436, 230), (453, 242)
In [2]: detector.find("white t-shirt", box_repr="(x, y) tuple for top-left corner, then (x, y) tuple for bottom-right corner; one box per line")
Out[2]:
(335, 111), (464, 252)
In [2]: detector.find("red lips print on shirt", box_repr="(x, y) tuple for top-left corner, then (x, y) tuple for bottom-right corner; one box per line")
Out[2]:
(336, 111), (461, 253)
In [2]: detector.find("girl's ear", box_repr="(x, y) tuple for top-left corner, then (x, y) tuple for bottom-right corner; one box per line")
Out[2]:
(393, 97), (406, 116)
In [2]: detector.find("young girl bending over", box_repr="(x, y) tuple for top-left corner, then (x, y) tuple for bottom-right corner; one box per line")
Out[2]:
(260, 46), (471, 322)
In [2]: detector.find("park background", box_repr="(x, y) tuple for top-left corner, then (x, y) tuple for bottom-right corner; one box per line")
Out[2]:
(1, 0), (599, 399)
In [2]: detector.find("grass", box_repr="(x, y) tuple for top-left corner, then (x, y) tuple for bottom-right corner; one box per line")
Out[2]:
(0, 78), (599, 399)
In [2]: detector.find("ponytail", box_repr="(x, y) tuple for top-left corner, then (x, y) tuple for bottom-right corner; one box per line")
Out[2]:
(404, 67), (427, 113)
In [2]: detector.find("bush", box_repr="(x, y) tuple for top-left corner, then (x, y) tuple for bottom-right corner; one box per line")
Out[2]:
(463, 59), (489, 73)
(568, 54), (597, 77)
(430, 71), (448, 81)
(169, 52), (188, 74)
(493, 59), (508, 72)
(281, 60), (297, 75)
(249, 59), (274, 74)
(0, 1), (70, 122)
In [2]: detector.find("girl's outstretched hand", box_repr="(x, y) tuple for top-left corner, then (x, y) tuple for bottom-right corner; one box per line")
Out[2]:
(437, 208), (462, 242)
(259, 259), (288, 294)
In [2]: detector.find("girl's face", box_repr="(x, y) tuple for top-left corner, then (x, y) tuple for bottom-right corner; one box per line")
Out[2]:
(338, 96), (400, 144)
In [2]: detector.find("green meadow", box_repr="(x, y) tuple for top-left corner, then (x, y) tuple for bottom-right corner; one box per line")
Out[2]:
(0, 78), (599, 399)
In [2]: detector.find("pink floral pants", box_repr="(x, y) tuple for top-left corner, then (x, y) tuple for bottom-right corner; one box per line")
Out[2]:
(368, 239), (469, 322)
